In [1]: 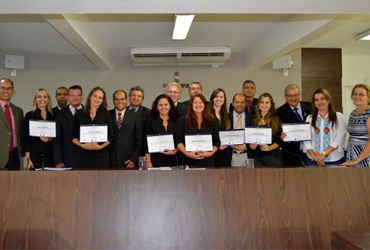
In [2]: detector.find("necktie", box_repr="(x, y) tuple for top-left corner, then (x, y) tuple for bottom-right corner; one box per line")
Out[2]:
(4, 104), (14, 151)
(246, 100), (252, 113)
(236, 114), (242, 129)
(117, 112), (122, 130)
(130, 107), (137, 112)
(293, 107), (303, 122)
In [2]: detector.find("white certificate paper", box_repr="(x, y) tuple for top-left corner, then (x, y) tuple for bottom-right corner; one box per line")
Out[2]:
(185, 133), (213, 152)
(282, 123), (311, 142)
(147, 134), (175, 153)
(219, 129), (245, 145)
(244, 126), (272, 144)
(80, 124), (108, 143)
(29, 120), (56, 138)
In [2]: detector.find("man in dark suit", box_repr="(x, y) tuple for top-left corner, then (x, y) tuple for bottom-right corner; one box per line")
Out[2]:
(165, 82), (187, 117)
(127, 86), (150, 156)
(277, 84), (313, 166)
(109, 90), (142, 168)
(229, 79), (258, 115)
(229, 93), (253, 166)
(0, 78), (24, 168)
(53, 85), (83, 168)
(52, 86), (68, 115)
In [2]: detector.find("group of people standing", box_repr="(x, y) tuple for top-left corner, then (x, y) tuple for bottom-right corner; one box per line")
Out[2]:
(1, 77), (370, 169)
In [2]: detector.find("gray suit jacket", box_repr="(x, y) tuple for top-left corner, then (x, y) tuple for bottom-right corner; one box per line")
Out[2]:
(0, 103), (24, 168)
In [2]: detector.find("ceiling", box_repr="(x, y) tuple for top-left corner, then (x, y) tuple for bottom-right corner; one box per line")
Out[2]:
(1, 0), (370, 70)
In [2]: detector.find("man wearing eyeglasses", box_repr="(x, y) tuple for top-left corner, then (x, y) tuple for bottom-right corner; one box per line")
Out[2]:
(52, 86), (68, 115)
(53, 85), (84, 168)
(165, 82), (187, 117)
(0, 78), (24, 168)
(277, 84), (312, 166)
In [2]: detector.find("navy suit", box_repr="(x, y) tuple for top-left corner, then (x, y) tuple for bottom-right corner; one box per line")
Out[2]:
(127, 105), (150, 156)
(53, 105), (81, 167)
(277, 101), (313, 166)
(109, 109), (142, 167)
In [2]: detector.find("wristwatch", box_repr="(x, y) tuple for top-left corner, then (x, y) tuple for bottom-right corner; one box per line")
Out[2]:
(322, 150), (328, 157)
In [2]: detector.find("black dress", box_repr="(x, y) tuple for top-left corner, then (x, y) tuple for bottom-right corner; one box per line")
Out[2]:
(213, 114), (232, 167)
(71, 109), (113, 167)
(145, 116), (178, 167)
(23, 108), (55, 168)
(175, 116), (220, 167)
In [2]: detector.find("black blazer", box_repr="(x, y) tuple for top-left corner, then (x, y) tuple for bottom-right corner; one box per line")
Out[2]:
(177, 102), (188, 118)
(53, 105), (81, 167)
(128, 105), (150, 155)
(109, 109), (142, 167)
(23, 108), (55, 155)
(277, 101), (312, 124)
(229, 98), (258, 115)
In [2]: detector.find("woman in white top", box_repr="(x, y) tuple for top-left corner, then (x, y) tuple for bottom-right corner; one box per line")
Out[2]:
(303, 89), (346, 166)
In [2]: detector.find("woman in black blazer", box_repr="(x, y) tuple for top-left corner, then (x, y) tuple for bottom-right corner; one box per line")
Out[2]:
(209, 88), (232, 166)
(145, 94), (179, 167)
(176, 94), (220, 167)
(24, 88), (55, 168)
(71, 87), (113, 167)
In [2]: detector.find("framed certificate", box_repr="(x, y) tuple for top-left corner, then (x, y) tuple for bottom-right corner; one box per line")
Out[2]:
(219, 129), (245, 145)
(185, 133), (213, 152)
(282, 123), (311, 142)
(147, 133), (175, 153)
(244, 126), (272, 144)
(29, 120), (56, 138)
(79, 124), (108, 143)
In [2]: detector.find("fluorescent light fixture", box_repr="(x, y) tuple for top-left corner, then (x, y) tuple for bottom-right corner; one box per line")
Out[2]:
(172, 14), (195, 40)
(355, 29), (370, 40)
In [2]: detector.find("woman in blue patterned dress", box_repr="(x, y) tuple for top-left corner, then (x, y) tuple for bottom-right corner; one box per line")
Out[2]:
(341, 84), (370, 167)
(303, 89), (346, 166)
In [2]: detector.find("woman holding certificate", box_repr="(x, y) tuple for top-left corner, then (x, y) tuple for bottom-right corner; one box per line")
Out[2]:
(71, 87), (113, 167)
(23, 88), (55, 168)
(303, 89), (346, 166)
(176, 94), (220, 167)
(145, 94), (179, 167)
(341, 84), (370, 167)
(249, 93), (284, 167)
(209, 88), (232, 166)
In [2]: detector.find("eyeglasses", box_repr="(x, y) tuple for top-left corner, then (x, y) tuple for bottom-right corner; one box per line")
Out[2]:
(167, 91), (179, 94)
(0, 87), (13, 91)
(286, 94), (299, 98)
(353, 93), (367, 97)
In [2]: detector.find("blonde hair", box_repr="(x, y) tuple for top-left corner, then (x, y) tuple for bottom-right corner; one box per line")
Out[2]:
(33, 88), (53, 114)
(351, 84), (370, 105)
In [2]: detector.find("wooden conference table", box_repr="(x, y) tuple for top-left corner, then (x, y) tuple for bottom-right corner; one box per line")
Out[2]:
(0, 166), (369, 249)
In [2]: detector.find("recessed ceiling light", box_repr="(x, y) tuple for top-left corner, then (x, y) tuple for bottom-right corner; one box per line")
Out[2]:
(172, 14), (195, 40)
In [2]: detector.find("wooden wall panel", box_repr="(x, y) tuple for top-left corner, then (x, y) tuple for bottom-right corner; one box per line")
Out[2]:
(0, 168), (369, 249)
(301, 48), (343, 112)
(302, 77), (342, 112)
(302, 48), (342, 78)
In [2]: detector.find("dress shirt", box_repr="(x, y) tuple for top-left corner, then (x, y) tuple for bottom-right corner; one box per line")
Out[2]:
(233, 111), (246, 129)
(69, 104), (83, 116)
(115, 108), (127, 121)
(303, 112), (347, 162)
(289, 103), (303, 121)
(0, 100), (17, 148)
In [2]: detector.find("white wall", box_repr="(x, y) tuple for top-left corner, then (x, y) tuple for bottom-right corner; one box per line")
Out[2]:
(342, 53), (370, 121)
(0, 49), (301, 112)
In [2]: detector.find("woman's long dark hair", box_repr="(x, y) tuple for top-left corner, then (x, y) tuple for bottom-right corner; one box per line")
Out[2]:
(150, 94), (178, 120)
(83, 87), (107, 114)
(311, 88), (337, 128)
(209, 88), (231, 130)
(186, 94), (213, 132)
(254, 93), (281, 134)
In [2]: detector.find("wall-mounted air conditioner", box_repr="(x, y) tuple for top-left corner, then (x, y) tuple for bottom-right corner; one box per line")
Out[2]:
(130, 46), (231, 67)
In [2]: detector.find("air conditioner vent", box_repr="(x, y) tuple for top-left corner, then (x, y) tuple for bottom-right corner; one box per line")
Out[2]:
(130, 46), (232, 67)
